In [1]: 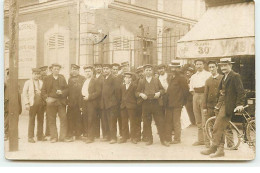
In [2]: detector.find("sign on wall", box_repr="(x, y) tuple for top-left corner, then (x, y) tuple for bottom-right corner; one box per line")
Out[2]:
(177, 37), (255, 58)
(19, 21), (37, 79)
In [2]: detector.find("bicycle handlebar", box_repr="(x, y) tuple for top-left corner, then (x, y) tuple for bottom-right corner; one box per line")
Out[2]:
(234, 105), (249, 113)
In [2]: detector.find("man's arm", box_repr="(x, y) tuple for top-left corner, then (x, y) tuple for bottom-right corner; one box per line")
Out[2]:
(234, 74), (245, 107)
(202, 79), (209, 109)
(88, 79), (102, 101)
(41, 77), (48, 100)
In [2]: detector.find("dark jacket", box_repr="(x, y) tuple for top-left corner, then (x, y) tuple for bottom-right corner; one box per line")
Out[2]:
(165, 74), (189, 108)
(203, 74), (223, 109)
(41, 74), (68, 106)
(101, 74), (119, 110)
(217, 70), (245, 117)
(79, 77), (101, 109)
(136, 77), (165, 106)
(95, 74), (104, 109)
(68, 74), (85, 107)
(120, 82), (137, 110)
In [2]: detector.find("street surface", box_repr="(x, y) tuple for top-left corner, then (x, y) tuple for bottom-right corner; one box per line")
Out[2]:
(5, 111), (255, 161)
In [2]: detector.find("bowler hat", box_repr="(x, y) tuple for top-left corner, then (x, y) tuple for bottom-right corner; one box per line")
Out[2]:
(71, 64), (80, 69)
(218, 58), (234, 65)
(32, 68), (41, 73)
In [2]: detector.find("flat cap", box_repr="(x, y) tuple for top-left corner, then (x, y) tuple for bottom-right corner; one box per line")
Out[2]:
(51, 63), (62, 68)
(111, 63), (120, 67)
(71, 64), (80, 69)
(136, 66), (143, 72)
(121, 61), (129, 67)
(39, 66), (48, 71)
(157, 64), (167, 69)
(143, 64), (153, 69)
(83, 65), (94, 70)
(94, 63), (102, 67)
(32, 68), (41, 73)
(194, 59), (205, 64)
(102, 64), (112, 68)
(124, 72), (135, 77)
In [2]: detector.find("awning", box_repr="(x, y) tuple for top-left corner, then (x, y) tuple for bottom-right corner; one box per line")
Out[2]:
(177, 2), (255, 59)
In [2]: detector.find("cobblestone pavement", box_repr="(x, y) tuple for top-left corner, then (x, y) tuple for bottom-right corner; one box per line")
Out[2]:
(4, 113), (255, 161)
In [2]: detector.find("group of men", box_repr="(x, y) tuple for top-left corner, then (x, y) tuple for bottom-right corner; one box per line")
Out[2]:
(19, 57), (245, 158)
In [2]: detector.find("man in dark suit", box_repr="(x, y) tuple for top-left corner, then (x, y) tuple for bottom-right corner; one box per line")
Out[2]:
(41, 63), (69, 143)
(94, 63), (104, 138)
(80, 65), (101, 143)
(119, 72), (138, 144)
(101, 64), (119, 144)
(66, 64), (85, 141)
(136, 64), (168, 146)
(201, 58), (245, 158)
(164, 62), (189, 145)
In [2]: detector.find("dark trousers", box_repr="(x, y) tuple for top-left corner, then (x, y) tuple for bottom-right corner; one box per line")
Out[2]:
(142, 100), (165, 142)
(185, 94), (196, 125)
(44, 111), (50, 136)
(117, 107), (123, 137)
(82, 101), (97, 140)
(136, 105), (142, 141)
(94, 108), (101, 138)
(165, 107), (182, 142)
(28, 104), (45, 139)
(102, 106), (118, 140)
(67, 105), (83, 138)
(46, 103), (67, 140)
(121, 108), (138, 140)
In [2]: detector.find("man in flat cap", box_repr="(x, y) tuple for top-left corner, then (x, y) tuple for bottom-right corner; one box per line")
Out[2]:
(119, 72), (138, 144)
(201, 58), (245, 158)
(23, 68), (46, 143)
(136, 64), (168, 146)
(94, 63), (104, 138)
(41, 63), (69, 143)
(190, 59), (211, 146)
(66, 64), (85, 141)
(79, 65), (101, 143)
(111, 63), (124, 138)
(164, 62), (189, 145)
(100, 64), (119, 144)
(39, 66), (49, 81)
(121, 61), (130, 73)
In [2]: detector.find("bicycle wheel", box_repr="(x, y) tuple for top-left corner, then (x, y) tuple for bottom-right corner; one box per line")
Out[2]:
(246, 119), (256, 148)
(205, 117), (241, 150)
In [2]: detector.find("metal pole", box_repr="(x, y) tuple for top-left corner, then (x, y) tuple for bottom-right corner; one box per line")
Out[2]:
(8, 0), (19, 151)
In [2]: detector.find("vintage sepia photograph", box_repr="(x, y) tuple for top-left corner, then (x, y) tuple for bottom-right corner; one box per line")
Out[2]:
(3, 0), (255, 161)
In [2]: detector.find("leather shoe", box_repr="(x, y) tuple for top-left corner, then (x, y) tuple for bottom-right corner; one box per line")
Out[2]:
(161, 141), (170, 147)
(50, 138), (58, 143)
(118, 138), (127, 144)
(75, 136), (82, 140)
(131, 139), (138, 144)
(145, 141), (153, 146)
(101, 138), (110, 142)
(28, 138), (35, 143)
(192, 141), (205, 146)
(64, 137), (74, 142)
(37, 137), (47, 141)
(172, 140), (181, 144)
(210, 147), (225, 158)
(85, 139), (94, 144)
(200, 146), (217, 155)
(109, 139), (117, 144)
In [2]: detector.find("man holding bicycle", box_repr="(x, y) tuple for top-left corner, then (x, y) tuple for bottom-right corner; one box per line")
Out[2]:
(201, 58), (245, 158)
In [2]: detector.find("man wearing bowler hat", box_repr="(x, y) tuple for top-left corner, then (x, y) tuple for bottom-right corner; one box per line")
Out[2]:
(41, 63), (69, 143)
(66, 64), (85, 141)
(190, 59), (211, 146)
(23, 68), (46, 143)
(201, 58), (245, 158)
(164, 61), (189, 145)
(136, 64), (168, 146)
(100, 64), (119, 144)
(80, 65), (101, 143)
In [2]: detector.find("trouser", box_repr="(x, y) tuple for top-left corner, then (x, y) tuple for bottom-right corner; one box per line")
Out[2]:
(45, 111), (50, 136)
(212, 104), (234, 148)
(46, 103), (67, 140)
(185, 94), (196, 125)
(121, 108), (138, 140)
(193, 93), (205, 143)
(82, 102), (97, 140)
(94, 108), (102, 138)
(4, 111), (9, 137)
(116, 106), (123, 137)
(67, 105), (83, 138)
(28, 103), (45, 139)
(165, 107), (182, 142)
(203, 108), (215, 145)
(102, 106), (118, 140)
(142, 100), (165, 143)
(136, 105), (142, 141)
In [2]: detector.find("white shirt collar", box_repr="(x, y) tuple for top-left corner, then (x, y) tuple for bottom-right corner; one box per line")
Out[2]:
(146, 76), (152, 83)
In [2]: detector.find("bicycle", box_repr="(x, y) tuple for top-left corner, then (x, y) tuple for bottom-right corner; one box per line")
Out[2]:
(205, 105), (256, 151)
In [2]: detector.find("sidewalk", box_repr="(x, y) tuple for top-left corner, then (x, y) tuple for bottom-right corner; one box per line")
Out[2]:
(4, 113), (255, 160)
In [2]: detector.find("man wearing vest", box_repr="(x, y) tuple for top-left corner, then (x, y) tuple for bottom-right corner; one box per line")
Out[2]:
(41, 63), (69, 143)
(201, 58), (245, 158)
(190, 59), (211, 146)
(23, 68), (46, 143)
(136, 64), (168, 146)
(80, 65), (101, 143)
(66, 64), (85, 141)
(119, 72), (138, 144)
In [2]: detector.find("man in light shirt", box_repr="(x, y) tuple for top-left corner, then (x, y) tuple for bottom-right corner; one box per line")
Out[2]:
(190, 59), (211, 146)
